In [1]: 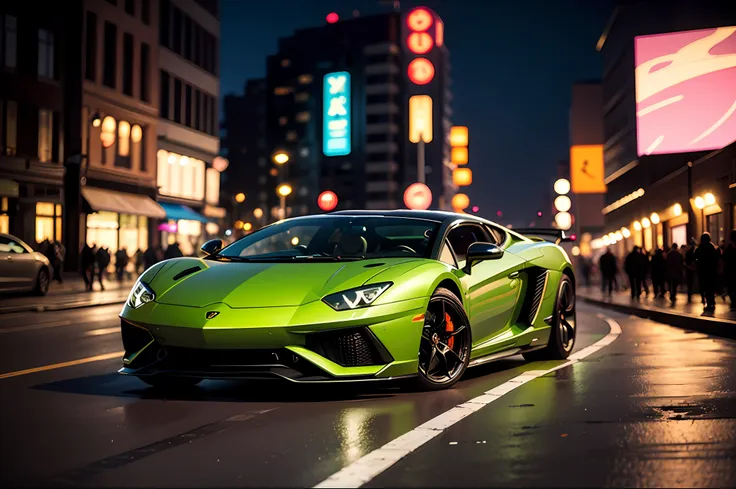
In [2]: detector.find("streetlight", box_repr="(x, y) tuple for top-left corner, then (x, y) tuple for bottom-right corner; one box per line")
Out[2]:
(253, 207), (263, 219)
(272, 151), (289, 165)
(244, 222), (252, 232)
(704, 192), (716, 206)
(277, 184), (292, 219)
(235, 192), (246, 203)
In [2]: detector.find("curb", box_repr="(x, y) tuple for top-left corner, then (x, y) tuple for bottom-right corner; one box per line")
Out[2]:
(0, 298), (126, 315)
(581, 296), (736, 340)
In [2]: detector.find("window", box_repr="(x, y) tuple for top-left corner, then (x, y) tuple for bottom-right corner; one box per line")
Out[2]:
(103, 22), (117, 88)
(185, 85), (192, 127)
(159, 70), (170, 119)
(295, 112), (310, 123)
(117, 120), (130, 157)
(439, 240), (458, 267)
(194, 89), (201, 131)
(298, 74), (313, 84)
(35, 202), (62, 242)
(38, 109), (53, 162)
(211, 96), (218, 135)
(280, 59), (291, 67)
(3, 14), (17, 68)
(0, 235), (29, 254)
(205, 167), (219, 205)
(173, 78), (182, 123)
(140, 43), (150, 102)
(172, 7), (182, 55)
(295, 92), (309, 102)
(446, 224), (491, 265)
(278, 116), (288, 126)
(122, 33), (133, 96)
(274, 87), (293, 96)
(184, 17), (192, 60)
(125, 0), (135, 16)
(157, 150), (205, 200)
(159, 0), (170, 47)
(141, 0), (150, 24)
(193, 24), (200, 66)
(85, 12), (97, 81)
(286, 131), (297, 142)
(4, 101), (17, 156)
(38, 29), (55, 78)
(202, 95), (209, 134)
(0, 198), (8, 234)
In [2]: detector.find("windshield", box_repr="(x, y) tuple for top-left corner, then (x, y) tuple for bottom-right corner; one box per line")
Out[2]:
(215, 216), (441, 261)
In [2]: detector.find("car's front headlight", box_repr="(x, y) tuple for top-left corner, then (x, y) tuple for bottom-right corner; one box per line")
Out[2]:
(322, 282), (392, 311)
(126, 280), (156, 309)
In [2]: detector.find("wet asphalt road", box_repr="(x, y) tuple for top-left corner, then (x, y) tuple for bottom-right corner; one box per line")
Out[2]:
(0, 303), (734, 487)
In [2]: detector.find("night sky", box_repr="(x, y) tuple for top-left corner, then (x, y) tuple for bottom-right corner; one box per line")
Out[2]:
(220, 0), (615, 225)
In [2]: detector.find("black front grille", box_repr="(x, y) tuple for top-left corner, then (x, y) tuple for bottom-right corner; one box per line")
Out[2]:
(306, 328), (393, 367)
(121, 320), (154, 353)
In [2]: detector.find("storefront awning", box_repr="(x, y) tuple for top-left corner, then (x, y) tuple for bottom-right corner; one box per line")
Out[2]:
(159, 202), (210, 223)
(81, 187), (166, 219)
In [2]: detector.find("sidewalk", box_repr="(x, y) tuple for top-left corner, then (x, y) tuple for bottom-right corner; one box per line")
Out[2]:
(0, 272), (135, 314)
(579, 286), (736, 340)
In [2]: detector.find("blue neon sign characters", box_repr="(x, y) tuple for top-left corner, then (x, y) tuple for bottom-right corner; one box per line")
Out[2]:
(323, 71), (351, 157)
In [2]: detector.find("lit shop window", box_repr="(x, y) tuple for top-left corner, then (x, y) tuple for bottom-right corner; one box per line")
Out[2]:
(274, 87), (293, 96)
(205, 167), (220, 205)
(38, 109), (53, 162)
(296, 112), (310, 123)
(156, 150), (205, 200)
(35, 202), (62, 242)
(280, 58), (291, 67)
(0, 197), (9, 234)
(118, 120), (131, 156)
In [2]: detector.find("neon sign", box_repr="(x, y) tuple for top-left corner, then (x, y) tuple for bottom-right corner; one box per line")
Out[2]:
(409, 95), (433, 143)
(407, 32), (433, 54)
(407, 8), (432, 31)
(408, 58), (435, 85)
(323, 71), (351, 157)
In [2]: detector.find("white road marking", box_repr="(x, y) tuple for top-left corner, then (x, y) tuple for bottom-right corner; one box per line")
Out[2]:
(84, 327), (120, 337)
(314, 315), (623, 488)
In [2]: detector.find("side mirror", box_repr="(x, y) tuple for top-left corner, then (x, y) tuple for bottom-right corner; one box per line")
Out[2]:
(200, 239), (223, 256)
(463, 242), (504, 274)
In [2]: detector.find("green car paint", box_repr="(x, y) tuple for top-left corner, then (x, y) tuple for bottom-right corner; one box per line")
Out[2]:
(119, 211), (574, 385)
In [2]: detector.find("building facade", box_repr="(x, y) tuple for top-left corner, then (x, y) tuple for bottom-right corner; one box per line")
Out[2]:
(597, 0), (736, 253)
(222, 8), (453, 224)
(156, 0), (223, 256)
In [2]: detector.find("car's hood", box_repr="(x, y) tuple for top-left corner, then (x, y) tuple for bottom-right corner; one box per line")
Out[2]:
(148, 257), (426, 308)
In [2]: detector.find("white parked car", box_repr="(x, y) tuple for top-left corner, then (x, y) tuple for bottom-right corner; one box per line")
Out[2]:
(0, 233), (52, 296)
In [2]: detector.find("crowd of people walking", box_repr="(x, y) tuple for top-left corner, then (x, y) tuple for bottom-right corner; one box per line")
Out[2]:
(593, 231), (736, 313)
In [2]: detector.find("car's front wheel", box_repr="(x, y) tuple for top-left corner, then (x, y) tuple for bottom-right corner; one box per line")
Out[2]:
(523, 274), (576, 361)
(138, 375), (202, 390)
(34, 268), (49, 296)
(416, 287), (472, 391)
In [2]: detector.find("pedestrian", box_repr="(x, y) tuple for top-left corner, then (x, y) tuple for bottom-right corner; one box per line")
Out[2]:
(694, 232), (719, 312)
(639, 248), (651, 297)
(684, 239), (697, 303)
(581, 257), (592, 287)
(134, 249), (143, 275)
(95, 246), (111, 291)
(164, 242), (183, 259)
(651, 248), (666, 298)
(115, 247), (129, 282)
(624, 246), (641, 300)
(666, 243), (684, 303)
(723, 230), (736, 311)
(143, 246), (157, 270)
(717, 239), (727, 303)
(80, 243), (96, 291)
(598, 248), (617, 297)
(52, 240), (65, 283)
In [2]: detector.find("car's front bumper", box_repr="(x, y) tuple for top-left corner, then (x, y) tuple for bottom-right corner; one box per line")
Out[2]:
(118, 297), (427, 382)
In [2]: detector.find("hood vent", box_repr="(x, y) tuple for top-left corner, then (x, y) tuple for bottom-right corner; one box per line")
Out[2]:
(363, 262), (386, 268)
(173, 266), (202, 281)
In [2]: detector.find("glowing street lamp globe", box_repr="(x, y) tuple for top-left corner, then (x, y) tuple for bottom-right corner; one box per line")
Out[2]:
(273, 152), (289, 165)
(554, 178), (570, 195)
(277, 184), (292, 197)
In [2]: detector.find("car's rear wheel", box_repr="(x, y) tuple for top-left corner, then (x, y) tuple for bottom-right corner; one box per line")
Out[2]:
(523, 274), (576, 361)
(34, 268), (49, 296)
(138, 375), (202, 390)
(416, 287), (471, 391)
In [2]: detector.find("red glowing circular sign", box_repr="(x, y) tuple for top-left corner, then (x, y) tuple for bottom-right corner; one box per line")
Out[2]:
(317, 191), (338, 211)
(404, 183), (432, 210)
(326, 12), (339, 23)
(407, 8), (432, 32)
(407, 32), (434, 55)
(407, 58), (435, 85)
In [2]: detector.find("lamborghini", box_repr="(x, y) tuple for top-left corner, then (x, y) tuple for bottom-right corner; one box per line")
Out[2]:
(118, 210), (576, 390)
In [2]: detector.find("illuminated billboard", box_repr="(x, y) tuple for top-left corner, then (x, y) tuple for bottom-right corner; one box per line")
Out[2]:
(635, 26), (736, 156)
(323, 71), (351, 157)
(570, 144), (606, 193)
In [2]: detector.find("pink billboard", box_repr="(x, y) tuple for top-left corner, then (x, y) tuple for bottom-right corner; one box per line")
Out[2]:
(635, 26), (736, 156)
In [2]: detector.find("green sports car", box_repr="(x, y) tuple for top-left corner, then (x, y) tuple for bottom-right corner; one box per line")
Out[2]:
(119, 210), (576, 390)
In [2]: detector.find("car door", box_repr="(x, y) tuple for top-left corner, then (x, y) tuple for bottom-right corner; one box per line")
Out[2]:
(0, 236), (27, 290)
(445, 223), (526, 351)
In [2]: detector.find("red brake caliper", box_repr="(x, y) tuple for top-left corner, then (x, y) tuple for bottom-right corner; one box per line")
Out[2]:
(445, 313), (455, 349)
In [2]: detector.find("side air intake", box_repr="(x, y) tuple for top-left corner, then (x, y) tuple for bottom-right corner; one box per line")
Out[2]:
(517, 268), (548, 326)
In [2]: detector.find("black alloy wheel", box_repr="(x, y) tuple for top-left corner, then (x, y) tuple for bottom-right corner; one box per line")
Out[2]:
(417, 287), (471, 391)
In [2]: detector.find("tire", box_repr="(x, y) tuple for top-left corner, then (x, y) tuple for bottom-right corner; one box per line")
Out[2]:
(415, 287), (472, 391)
(138, 375), (202, 390)
(523, 274), (576, 361)
(34, 268), (50, 296)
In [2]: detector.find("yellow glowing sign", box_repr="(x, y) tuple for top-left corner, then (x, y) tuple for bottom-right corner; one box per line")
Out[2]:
(570, 144), (606, 194)
(450, 126), (468, 147)
(453, 168), (472, 186)
(409, 95), (433, 143)
(451, 147), (468, 165)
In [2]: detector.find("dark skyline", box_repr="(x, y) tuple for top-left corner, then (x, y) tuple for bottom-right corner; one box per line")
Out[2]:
(220, 0), (614, 224)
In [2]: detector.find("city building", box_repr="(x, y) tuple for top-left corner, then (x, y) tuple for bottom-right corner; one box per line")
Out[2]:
(221, 78), (268, 230)
(0, 3), (71, 245)
(156, 0), (224, 255)
(596, 0), (736, 253)
(227, 8), (453, 222)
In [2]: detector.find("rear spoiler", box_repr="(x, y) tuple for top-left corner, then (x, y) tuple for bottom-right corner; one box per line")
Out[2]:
(513, 228), (576, 245)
